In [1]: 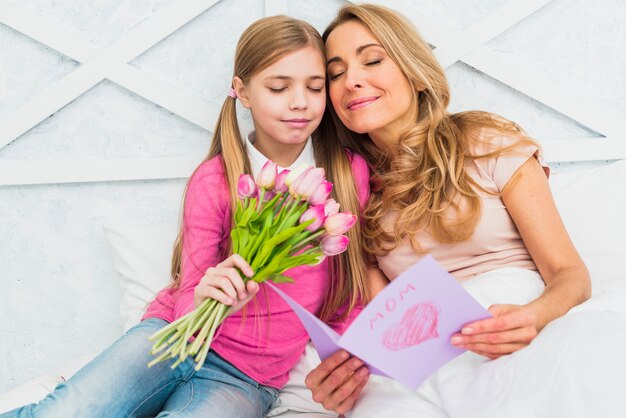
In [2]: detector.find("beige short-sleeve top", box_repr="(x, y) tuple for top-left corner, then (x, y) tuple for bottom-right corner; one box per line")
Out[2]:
(376, 129), (550, 282)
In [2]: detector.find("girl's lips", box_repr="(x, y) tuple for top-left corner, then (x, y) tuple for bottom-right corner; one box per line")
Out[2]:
(283, 119), (310, 129)
(347, 96), (379, 111)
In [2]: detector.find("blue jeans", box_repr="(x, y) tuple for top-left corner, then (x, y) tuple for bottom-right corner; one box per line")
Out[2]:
(2, 318), (278, 418)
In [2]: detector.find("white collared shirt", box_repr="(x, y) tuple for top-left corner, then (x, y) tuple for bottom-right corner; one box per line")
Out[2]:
(246, 131), (315, 178)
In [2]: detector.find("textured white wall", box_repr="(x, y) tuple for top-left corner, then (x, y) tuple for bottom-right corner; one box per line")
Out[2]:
(1, 0), (625, 393)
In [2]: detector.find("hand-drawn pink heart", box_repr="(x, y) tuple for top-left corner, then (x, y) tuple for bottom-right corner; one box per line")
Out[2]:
(382, 301), (440, 351)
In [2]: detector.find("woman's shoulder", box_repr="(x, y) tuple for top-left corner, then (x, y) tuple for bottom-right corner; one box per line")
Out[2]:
(467, 126), (539, 156)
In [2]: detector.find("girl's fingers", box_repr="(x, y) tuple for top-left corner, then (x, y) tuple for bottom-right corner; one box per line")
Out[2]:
(199, 282), (235, 306)
(216, 254), (254, 278)
(230, 281), (260, 313)
(205, 267), (246, 300)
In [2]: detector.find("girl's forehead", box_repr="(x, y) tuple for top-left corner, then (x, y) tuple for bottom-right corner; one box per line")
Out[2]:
(255, 46), (326, 78)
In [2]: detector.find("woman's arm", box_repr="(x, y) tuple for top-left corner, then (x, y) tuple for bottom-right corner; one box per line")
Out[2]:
(451, 157), (591, 358)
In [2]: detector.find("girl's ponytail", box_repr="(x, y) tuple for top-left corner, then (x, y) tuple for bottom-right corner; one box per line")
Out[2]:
(208, 96), (250, 215)
(169, 96), (248, 288)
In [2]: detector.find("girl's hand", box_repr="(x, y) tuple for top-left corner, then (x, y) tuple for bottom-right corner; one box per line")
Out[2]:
(194, 254), (259, 313)
(305, 350), (370, 415)
(450, 304), (538, 359)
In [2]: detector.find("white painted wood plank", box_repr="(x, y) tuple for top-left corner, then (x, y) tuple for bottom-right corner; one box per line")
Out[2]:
(541, 137), (626, 163)
(433, 0), (552, 69)
(1, 137), (622, 186)
(0, 3), (220, 130)
(463, 48), (626, 138)
(264, 0), (289, 16)
(0, 0), (222, 150)
(357, 0), (626, 141)
(108, 65), (220, 130)
(0, 156), (204, 186)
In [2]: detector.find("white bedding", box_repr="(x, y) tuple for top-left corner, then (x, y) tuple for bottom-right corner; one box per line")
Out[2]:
(1, 159), (626, 417)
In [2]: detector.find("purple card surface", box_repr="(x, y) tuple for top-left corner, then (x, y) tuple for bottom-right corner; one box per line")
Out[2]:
(267, 255), (491, 389)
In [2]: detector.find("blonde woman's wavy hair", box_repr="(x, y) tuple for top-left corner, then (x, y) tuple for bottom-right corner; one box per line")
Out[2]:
(169, 15), (369, 322)
(323, 3), (541, 260)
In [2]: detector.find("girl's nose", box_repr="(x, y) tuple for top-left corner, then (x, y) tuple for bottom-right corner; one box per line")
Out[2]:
(289, 88), (309, 110)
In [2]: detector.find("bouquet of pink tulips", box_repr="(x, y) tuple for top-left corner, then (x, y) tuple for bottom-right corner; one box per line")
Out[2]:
(148, 160), (357, 370)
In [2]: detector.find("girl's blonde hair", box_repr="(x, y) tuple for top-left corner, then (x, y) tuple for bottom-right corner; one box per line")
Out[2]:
(170, 15), (369, 322)
(323, 4), (541, 260)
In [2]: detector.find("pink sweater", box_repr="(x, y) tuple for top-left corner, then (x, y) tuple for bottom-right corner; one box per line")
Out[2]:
(143, 152), (370, 388)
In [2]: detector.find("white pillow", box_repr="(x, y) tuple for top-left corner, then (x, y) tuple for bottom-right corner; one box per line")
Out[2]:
(549, 159), (626, 292)
(102, 220), (179, 332)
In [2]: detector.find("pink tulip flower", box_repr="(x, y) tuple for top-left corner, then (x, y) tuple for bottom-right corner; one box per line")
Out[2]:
(285, 163), (313, 187)
(290, 167), (325, 200)
(320, 235), (350, 256)
(257, 160), (277, 189)
(275, 169), (290, 193)
(323, 199), (340, 217)
(309, 181), (333, 205)
(299, 205), (326, 232)
(237, 174), (257, 199)
(264, 190), (276, 201)
(324, 212), (357, 236)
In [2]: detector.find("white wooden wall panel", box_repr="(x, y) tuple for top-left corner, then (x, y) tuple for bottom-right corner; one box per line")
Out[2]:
(364, 0), (626, 161)
(0, 0), (624, 186)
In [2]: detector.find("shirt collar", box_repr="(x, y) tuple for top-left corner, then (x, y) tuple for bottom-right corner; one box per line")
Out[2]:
(246, 131), (315, 178)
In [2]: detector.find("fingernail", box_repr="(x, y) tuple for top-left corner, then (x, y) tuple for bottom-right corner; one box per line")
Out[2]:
(352, 358), (363, 367)
(226, 298), (234, 305)
(461, 327), (474, 335)
(358, 368), (369, 376)
(450, 336), (463, 345)
(340, 351), (349, 359)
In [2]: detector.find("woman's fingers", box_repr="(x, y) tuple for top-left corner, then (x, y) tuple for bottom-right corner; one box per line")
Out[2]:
(305, 351), (369, 414)
(461, 304), (536, 335)
(451, 304), (539, 357)
(330, 367), (369, 414)
(452, 326), (537, 347)
(305, 350), (351, 390)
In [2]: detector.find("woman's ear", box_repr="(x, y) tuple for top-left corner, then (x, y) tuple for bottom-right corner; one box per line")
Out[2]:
(232, 76), (251, 109)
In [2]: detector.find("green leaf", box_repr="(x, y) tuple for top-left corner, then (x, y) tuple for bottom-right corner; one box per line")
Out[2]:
(230, 227), (240, 254)
(253, 244), (292, 282)
(268, 274), (294, 284)
(251, 221), (312, 270)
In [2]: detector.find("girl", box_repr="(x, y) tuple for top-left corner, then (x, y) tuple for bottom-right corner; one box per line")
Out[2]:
(305, 3), (591, 416)
(2, 15), (371, 418)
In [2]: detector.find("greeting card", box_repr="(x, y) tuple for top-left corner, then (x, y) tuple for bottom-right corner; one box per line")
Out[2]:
(268, 255), (492, 389)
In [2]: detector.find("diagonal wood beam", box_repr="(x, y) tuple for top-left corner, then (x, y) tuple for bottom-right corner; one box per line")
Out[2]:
(359, 0), (626, 139)
(0, 0), (222, 150)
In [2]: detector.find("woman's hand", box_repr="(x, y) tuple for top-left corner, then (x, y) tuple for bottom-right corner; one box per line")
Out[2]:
(194, 254), (259, 313)
(450, 304), (538, 359)
(305, 350), (370, 415)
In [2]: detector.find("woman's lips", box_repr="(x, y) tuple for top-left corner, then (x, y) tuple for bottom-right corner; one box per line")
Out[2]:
(283, 118), (310, 129)
(347, 96), (379, 111)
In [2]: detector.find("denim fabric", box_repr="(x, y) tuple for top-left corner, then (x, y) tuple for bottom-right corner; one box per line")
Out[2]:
(1, 318), (278, 418)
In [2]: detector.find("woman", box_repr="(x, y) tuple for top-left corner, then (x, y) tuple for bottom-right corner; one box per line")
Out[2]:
(304, 3), (591, 416)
